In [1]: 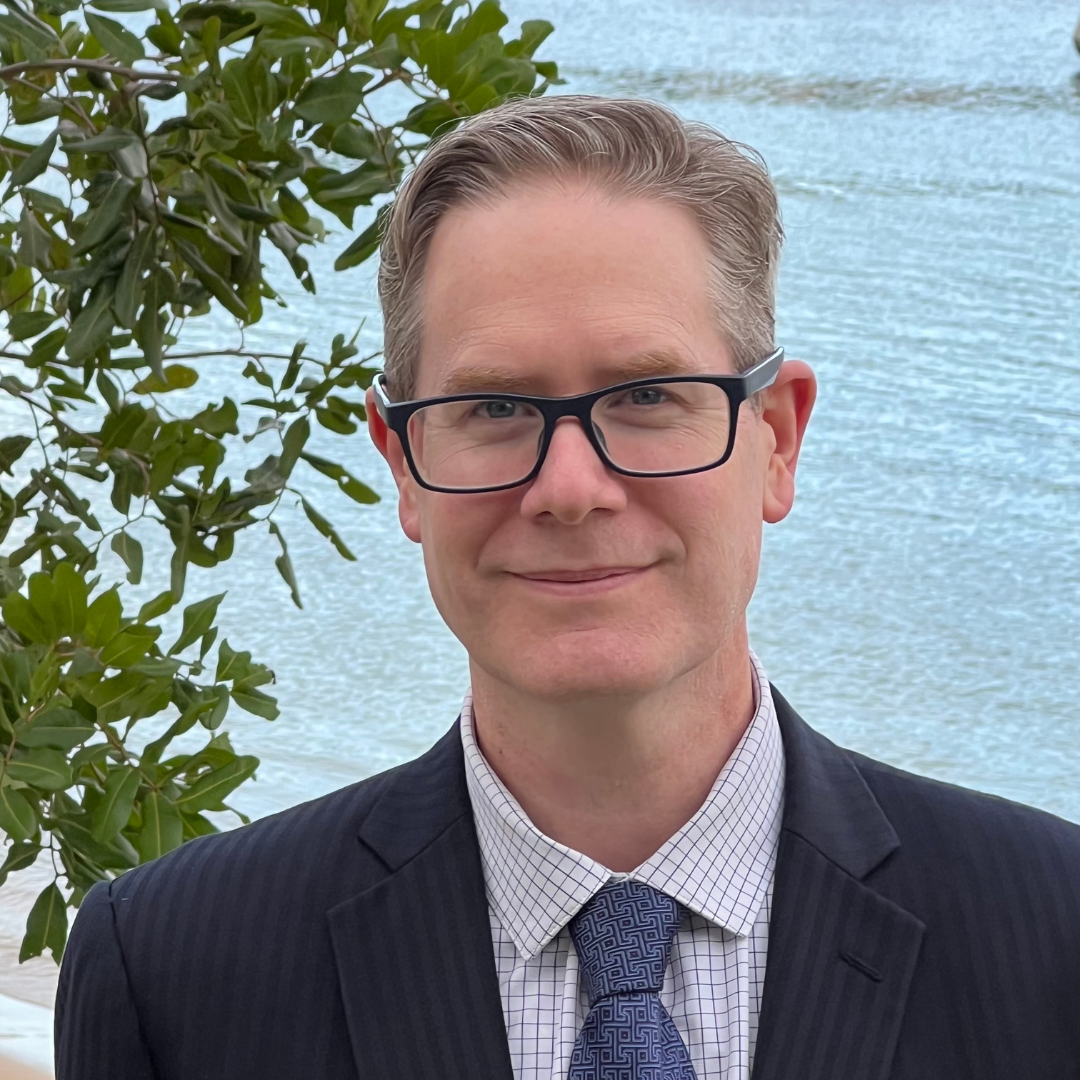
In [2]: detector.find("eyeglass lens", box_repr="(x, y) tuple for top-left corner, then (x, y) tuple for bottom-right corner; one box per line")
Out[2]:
(405, 381), (734, 491)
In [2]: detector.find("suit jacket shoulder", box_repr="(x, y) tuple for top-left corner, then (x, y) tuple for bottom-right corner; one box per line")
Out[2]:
(55, 724), (478, 1080)
(847, 745), (1080, 969)
(759, 689), (1080, 1080)
(850, 745), (1080, 879)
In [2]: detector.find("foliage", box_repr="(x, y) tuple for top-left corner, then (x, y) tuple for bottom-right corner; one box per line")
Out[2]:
(0, 0), (559, 961)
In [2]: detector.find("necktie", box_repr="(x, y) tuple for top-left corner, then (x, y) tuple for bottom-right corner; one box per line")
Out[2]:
(568, 879), (699, 1080)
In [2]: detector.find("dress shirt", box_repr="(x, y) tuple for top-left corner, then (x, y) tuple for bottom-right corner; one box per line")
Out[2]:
(460, 651), (785, 1080)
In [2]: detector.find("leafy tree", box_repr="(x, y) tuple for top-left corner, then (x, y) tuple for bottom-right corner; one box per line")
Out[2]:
(0, 0), (558, 962)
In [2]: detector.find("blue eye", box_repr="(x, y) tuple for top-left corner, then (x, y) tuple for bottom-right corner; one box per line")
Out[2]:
(481, 400), (518, 419)
(629, 387), (665, 405)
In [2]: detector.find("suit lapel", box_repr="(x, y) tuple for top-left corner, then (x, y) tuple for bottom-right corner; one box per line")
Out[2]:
(327, 725), (513, 1080)
(752, 692), (925, 1080)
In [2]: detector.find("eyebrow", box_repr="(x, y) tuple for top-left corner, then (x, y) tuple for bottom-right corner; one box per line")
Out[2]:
(436, 350), (699, 396)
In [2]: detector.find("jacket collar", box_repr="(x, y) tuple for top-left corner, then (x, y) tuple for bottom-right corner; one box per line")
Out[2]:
(752, 688), (924, 1080)
(772, 686), (900, 877)
(328, 721), (514, 1080)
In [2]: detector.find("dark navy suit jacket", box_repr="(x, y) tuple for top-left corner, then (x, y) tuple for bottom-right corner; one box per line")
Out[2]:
(55, 690), (1080, 1079)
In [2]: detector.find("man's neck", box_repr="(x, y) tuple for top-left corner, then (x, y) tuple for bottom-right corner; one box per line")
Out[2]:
(468, 638), (757, 872)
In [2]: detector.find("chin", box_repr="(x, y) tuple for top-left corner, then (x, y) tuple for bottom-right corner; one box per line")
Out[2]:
(492, 628), (682, 702)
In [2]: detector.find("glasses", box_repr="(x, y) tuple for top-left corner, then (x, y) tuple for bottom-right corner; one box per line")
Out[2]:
(372, 347), (784, 494)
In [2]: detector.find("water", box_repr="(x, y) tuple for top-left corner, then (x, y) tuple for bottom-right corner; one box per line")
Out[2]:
(2, 0), (1079, 1013)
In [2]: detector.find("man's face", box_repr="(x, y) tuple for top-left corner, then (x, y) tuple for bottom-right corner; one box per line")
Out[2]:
(371, 180), (811, 704)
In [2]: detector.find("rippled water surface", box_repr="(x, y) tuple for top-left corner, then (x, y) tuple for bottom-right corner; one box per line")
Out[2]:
(2, 0), (1079, 1011)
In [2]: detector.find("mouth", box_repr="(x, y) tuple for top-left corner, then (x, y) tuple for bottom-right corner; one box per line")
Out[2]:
(508, 565), (652, 595)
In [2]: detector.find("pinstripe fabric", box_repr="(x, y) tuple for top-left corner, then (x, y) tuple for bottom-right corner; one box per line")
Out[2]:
(462, 653), (784, 1080)
(54, 693), (1080, 1080)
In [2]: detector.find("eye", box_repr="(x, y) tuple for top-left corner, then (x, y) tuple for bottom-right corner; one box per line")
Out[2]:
(628, 386), (666, 406)
(479, 400), (518, 419)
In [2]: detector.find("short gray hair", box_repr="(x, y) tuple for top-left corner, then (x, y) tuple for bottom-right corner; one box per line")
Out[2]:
(377, 94), (783, 399)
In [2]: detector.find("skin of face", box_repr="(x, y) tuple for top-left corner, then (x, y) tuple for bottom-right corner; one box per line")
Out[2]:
(368, 178), (815, 714)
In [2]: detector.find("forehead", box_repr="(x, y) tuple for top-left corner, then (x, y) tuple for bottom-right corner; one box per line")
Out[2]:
(415, 181), (730, 397)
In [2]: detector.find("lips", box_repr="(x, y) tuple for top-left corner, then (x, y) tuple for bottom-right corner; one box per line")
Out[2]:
(514, 567), (647, 582)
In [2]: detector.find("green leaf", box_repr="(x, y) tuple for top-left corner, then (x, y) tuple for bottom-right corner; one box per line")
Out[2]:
(268, 522), (300, 608)
(6, 747), (72, 790)
(55, 813), (138, 872)
(99, 624), (157, 668)
(0, 786), (37, 842)
(85, 11), (145, 64)
(191, 398), (239, 436)
(66, 279), (116, 362)
(5, 130), (56, 191)
(172, 239), (249, 321)
(114, 223), (156, 329)
(230, 686), (278, 720)
(132, 363), (199, 395)
(72, 173), (135, 256)
(19, 882), (67, 963)
(280, 341), (305, 391)
(27, 570), (54, 626)
(83, 669), (140, 714)
(278, 415), (309, 478)
(8, 310), (56, 341)
(84, 588), (122, 647)
(0, 435), (32, 475)
(314, 405), (355, 434)
(111, 531), (143, 585)
(294, 70), (373, 124)
(169, 592), (225, 655)
(175, 754), (257, 812)
(137, 590), (175, 623)
(91, 766), (140, 842)
(200, 684), (230, 729)
(334, 203), (390, 271)
(19, 706), (95, 750)
(90, 0), (167, 11)
(137, 790), (182, 861)
(51, 562), (88, 638)
(329, 121), (379, 160)
(0, 841), (40, 889)
(64, 126), (140, 156)
(300, 497), (356, 561)
(277, 187), (309, 227)
(506, 19), (554, 58)
(1, 591), (51, 645)
(136, 270), (168, 379)
(340, 474), (379, 504)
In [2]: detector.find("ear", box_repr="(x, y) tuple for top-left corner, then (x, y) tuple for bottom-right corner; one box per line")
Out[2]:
(366, 386), (422, 543)
(759, 359), (817, 524)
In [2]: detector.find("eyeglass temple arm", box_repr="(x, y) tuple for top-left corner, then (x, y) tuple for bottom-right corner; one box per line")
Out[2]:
(741, 347), (785, 397)
(372, 373), (392, 420)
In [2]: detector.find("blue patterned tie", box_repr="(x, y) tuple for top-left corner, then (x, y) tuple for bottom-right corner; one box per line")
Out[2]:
(568, 880), (699, 1080)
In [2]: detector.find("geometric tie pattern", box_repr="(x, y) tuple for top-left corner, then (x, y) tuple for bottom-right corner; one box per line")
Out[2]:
(568, 880), (699, 1080)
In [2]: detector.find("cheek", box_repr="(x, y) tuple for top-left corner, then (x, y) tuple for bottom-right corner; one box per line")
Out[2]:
(659, 469), (764, 603)
(416, 493), (507, 613)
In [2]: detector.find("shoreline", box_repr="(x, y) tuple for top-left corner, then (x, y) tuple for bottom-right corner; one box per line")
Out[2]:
(0, 994), (52, 1079)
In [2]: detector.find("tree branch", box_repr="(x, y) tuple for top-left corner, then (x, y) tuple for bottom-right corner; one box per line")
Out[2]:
(0, 59), (182, 83)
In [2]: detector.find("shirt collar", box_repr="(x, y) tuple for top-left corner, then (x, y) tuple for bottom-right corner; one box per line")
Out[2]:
(461, 651), (785, 960)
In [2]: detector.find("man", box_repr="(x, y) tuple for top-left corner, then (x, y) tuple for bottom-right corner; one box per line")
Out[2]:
(56, 95), (1080, 1080)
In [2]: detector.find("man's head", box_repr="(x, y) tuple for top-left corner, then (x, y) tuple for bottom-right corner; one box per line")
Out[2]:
(368, 95), (815, 706)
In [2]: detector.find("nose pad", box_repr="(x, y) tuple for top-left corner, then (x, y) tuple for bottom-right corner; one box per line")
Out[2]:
(592, 422), (609, 454)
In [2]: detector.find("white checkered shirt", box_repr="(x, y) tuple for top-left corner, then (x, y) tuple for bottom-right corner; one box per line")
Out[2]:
(460, 651), (785, 1080)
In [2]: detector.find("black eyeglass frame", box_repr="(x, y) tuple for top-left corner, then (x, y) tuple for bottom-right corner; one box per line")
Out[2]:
(372, 346), (785, 494)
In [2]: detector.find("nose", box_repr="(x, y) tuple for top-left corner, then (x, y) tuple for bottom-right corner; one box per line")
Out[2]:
(518, 417), (627, 524)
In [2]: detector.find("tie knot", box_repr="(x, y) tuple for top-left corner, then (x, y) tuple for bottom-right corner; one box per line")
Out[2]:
(569, 880), (681, 1005)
